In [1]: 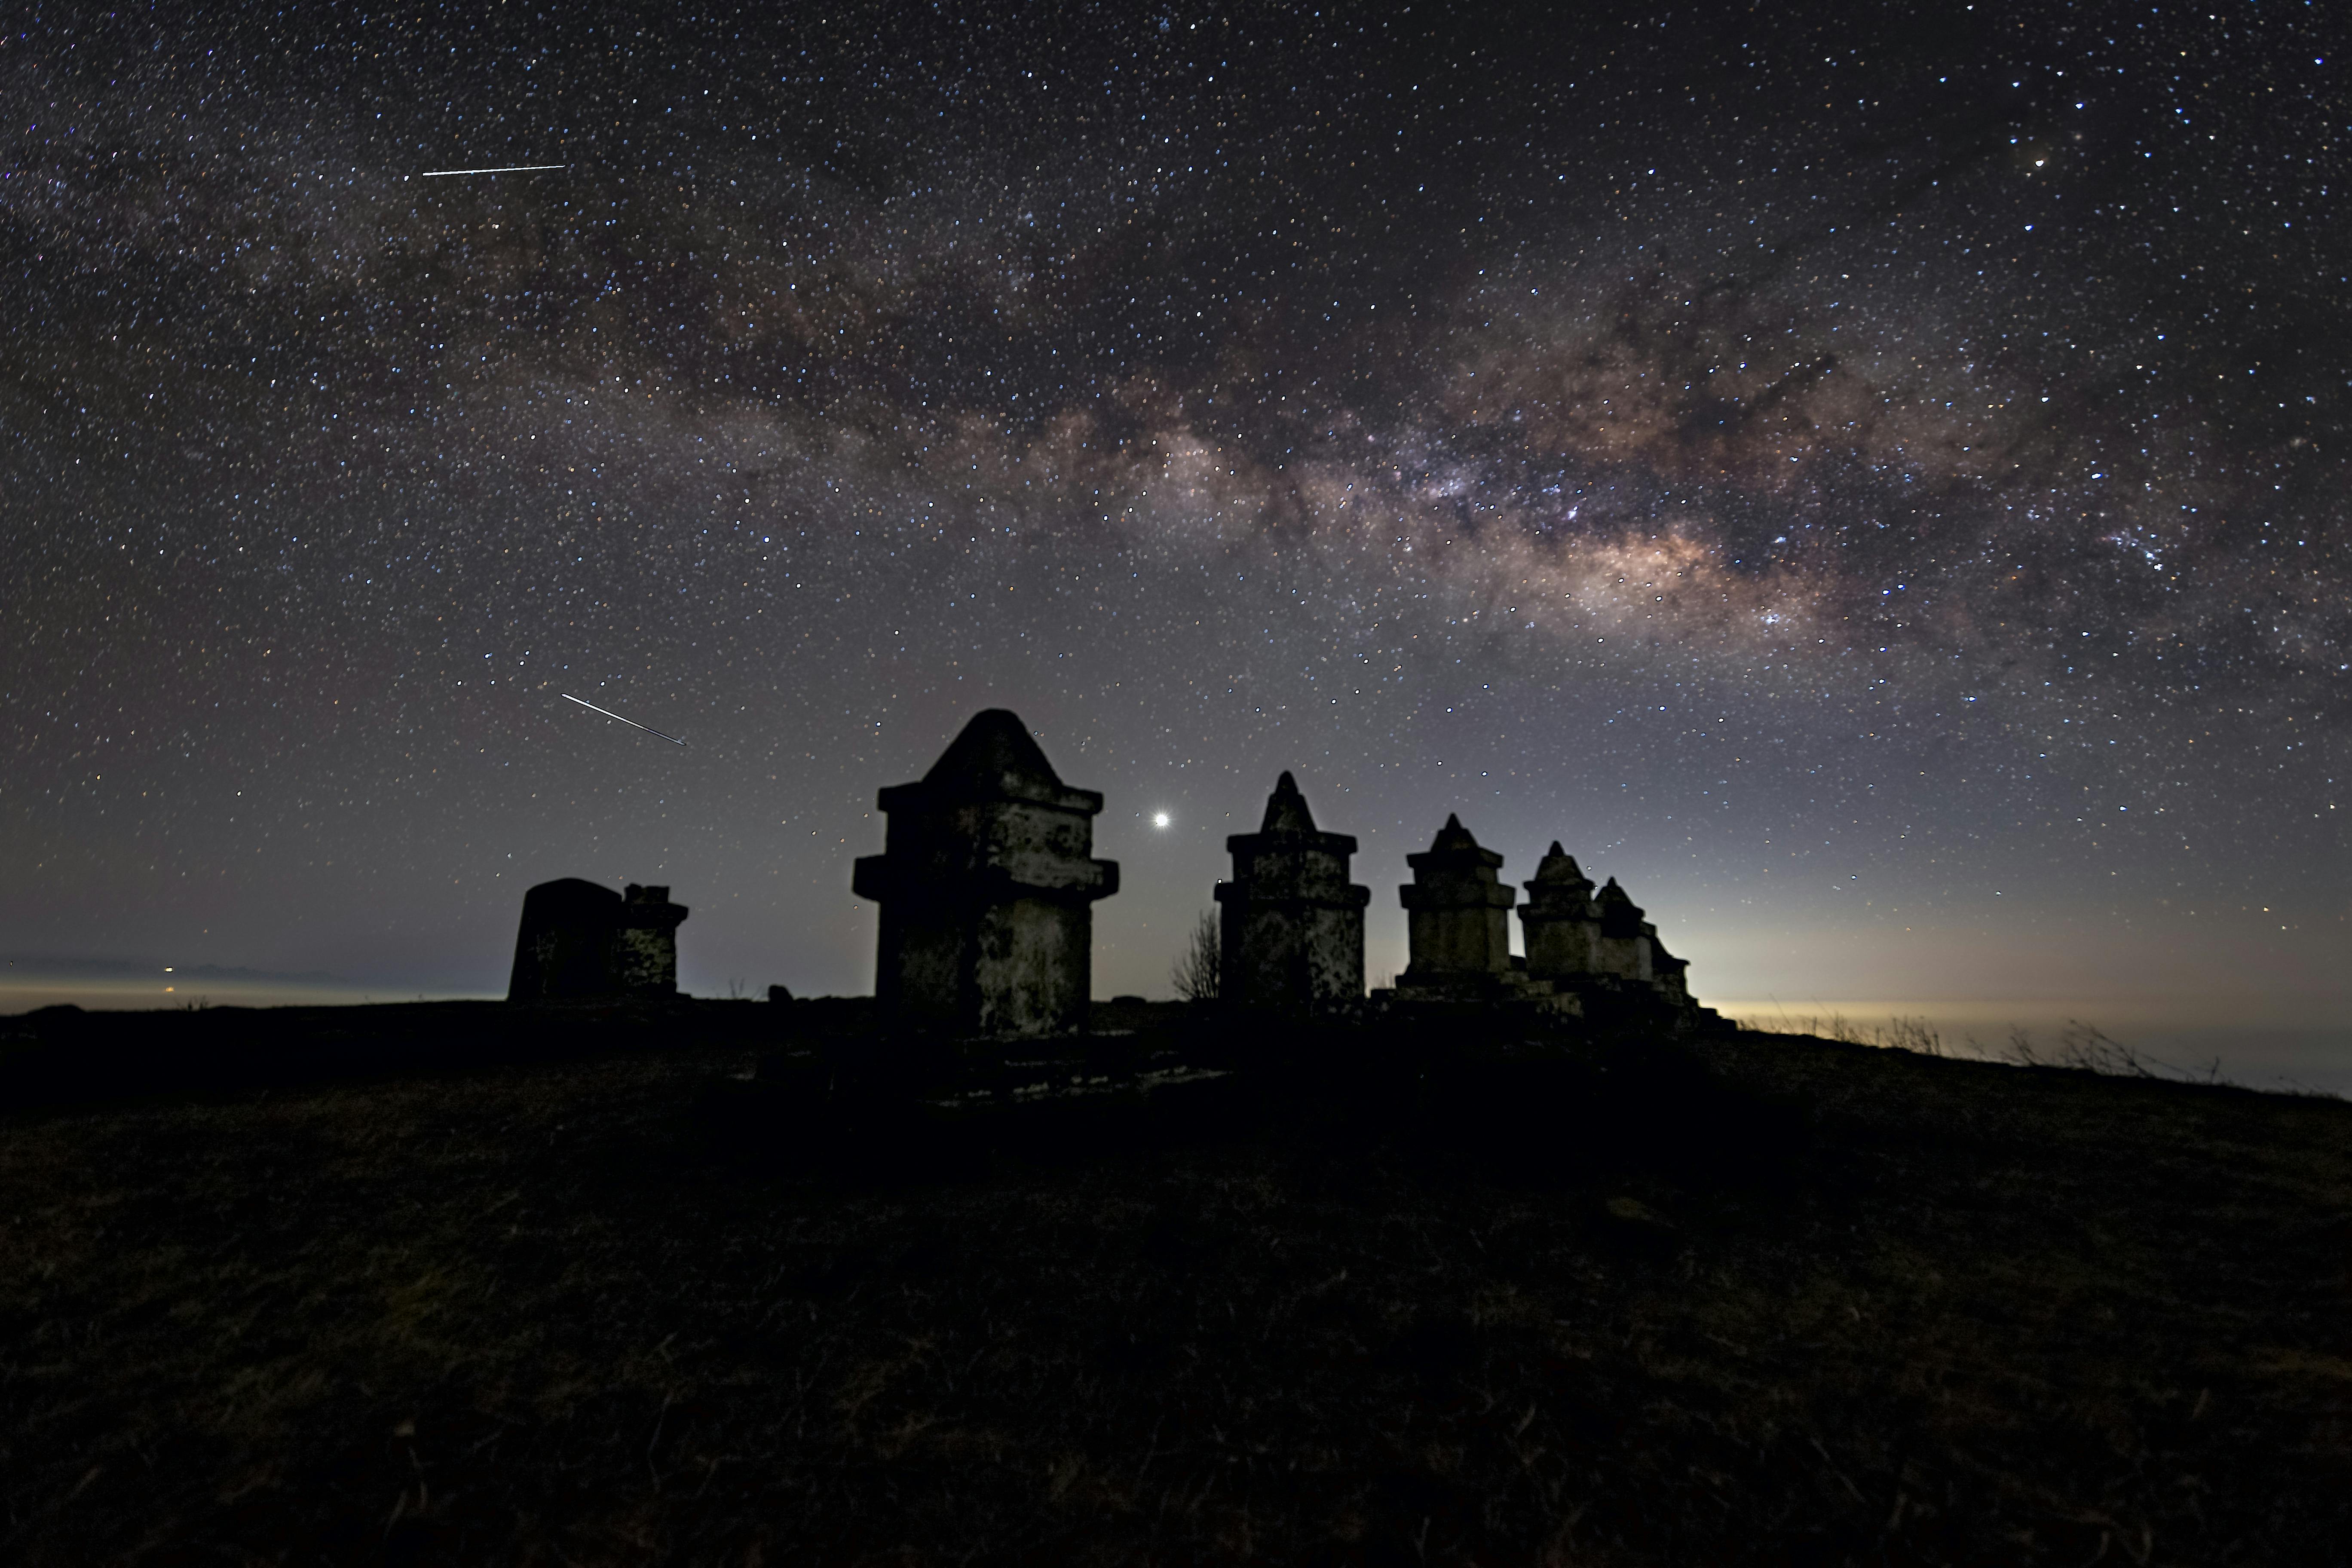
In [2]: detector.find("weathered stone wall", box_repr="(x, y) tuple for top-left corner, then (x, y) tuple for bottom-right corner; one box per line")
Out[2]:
(1300, 905), (1367, 1004)
(1219, 901), (1369, 1015)
(1406, 900), (1514, 974)
(875, 907), (968, 1030)
(972, 897), (1093, 1037)
(1523, 916), (1600, 977)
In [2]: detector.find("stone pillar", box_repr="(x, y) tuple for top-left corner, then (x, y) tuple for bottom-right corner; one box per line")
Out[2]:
(852, 709), (1119, 1039)
(613, 883), (688, 996)
(1397, 814), (1518, 986)
(1519, 842), (1602, 983)
(506, 878), (622, 1001)
(1213, 771), (1369, 1017)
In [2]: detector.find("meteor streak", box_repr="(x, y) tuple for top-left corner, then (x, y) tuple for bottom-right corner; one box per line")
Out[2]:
(418, 163), (569, 177)
(561, 693), (686, 746)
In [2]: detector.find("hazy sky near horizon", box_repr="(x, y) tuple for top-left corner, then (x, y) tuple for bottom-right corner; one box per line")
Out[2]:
(3, 0), (2344, 1021)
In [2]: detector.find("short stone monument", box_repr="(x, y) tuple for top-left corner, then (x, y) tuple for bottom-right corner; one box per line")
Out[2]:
(1399, 814), (1516, 985)
(1384, 815), (1576, 1015)
(1519, 851), (1718, 1031)
(507, 878), (689, 1001)
(1518, 842), (1602, 980)
(1594, 877), (1657, 985)
(852, 709), (1118, 1038)
(1214, 772), (1369, 1017)
(613, 884), (689, 996)
(508, 878), (622, 1001)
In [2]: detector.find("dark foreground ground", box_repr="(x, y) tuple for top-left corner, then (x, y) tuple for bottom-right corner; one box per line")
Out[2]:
(2, 1002), (2348, 1565)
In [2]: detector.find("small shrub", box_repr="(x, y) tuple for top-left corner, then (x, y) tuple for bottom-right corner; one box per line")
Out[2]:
(1171, 908), (1220, 1004)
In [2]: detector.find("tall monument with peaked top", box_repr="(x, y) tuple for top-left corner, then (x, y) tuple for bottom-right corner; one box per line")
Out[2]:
(852, 709), (1119, 1038)
(1214, 771), (1369, 1017)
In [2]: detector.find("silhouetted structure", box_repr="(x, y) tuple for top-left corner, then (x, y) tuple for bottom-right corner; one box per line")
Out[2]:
(1399, 814), (1515, 982)
(507, 878), (689, 1001)
(1215, 772), (1369, 1017)
(508, 879), (621, 1000)
(1519, 845), (1718, 1031)
(852, 709), (1118, 1038)
(614, 885), (688, 996)
(1385, 816), (1576, 1015)
(1518, 843), (1602, 979)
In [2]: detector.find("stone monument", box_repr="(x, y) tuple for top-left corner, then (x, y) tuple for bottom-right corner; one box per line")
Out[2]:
(1519, 849), (1718, 1030)
(1387, 815), (1575, 1014)
(1517, 842), (1602, 980)
(507, 877), (688, 1001)
(508, 878), (622, 1001)
(1214, 771), (1369, 1017)
(852, 709), (1119, 1038)
(613, 884), (689, 996)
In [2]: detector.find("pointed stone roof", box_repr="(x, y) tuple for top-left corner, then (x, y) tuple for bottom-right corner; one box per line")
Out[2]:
(1597, 875), (1632, 905)
(1259, 770), (1318, 833)
(1530, 841), (1589, 884)
(1225, 770), (1358, 864)
(1406, 811), (1504, 877)
(879, 708), (1103, 815)
(1596, 876), (1649, 926)
(1427, 812), (1482, 854)
(923, 708), (1063, 789)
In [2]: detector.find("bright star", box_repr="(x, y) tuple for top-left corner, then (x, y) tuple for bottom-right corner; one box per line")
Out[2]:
(1153, 812), (1171, 829)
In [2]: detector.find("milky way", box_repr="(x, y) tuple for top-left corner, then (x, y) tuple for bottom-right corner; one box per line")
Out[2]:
(3, 1), (2342, 1013)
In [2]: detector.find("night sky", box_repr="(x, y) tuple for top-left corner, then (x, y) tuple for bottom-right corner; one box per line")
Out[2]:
(3, 2), (2343, 1047)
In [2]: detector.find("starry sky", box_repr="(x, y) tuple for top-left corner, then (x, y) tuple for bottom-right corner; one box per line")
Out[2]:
(3, 1), (2344, 1044)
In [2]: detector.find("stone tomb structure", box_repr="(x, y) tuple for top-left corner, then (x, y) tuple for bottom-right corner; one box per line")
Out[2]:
(506, 879), (688, 1001)
(1384, 816), (1577, 1016)
(1214, 772), (1370, 1017)
(1519, 843), (1714, 1029)
(613, 884), (690, 995)
(853, 709), (1119, 1039)
(1516, 844), (1604, 983)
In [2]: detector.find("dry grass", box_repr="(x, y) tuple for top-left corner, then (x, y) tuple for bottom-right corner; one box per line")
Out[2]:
(2, 1007), (2349, 1563)
(1734, 1011), (2335, 1098)
(1736, 1008), (1952, 1054)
